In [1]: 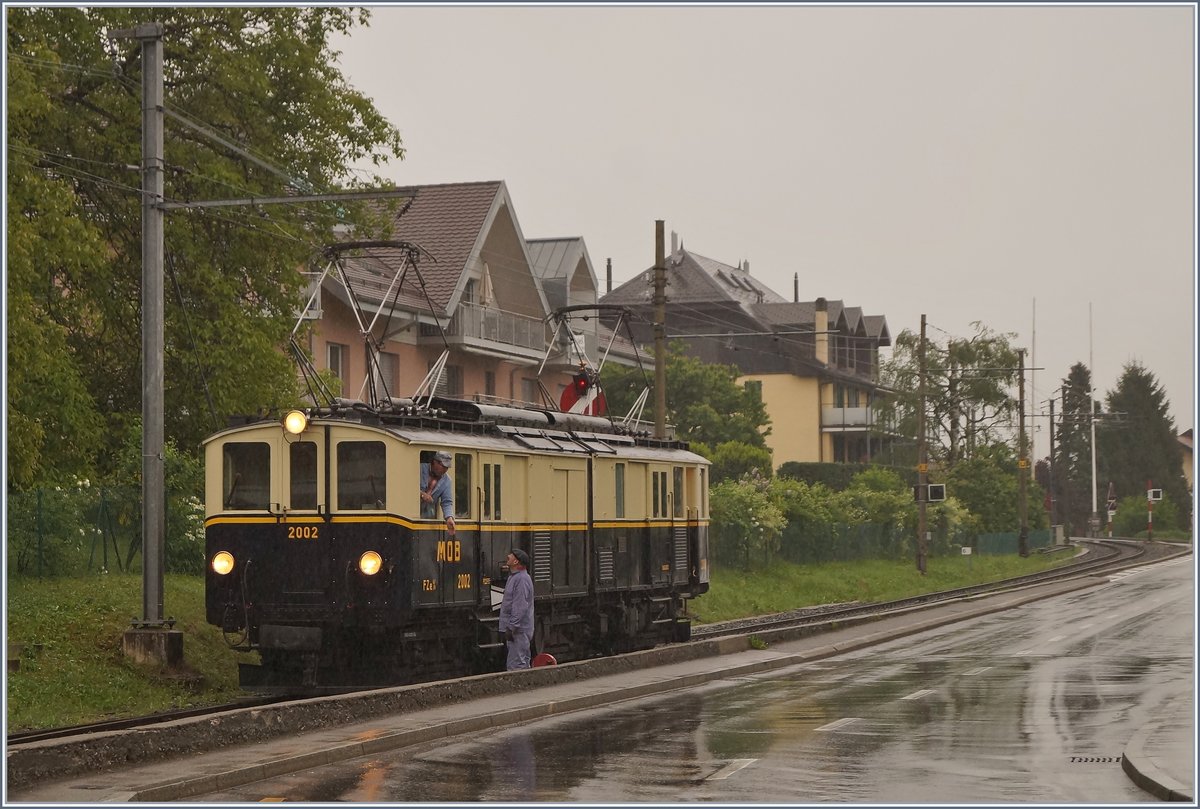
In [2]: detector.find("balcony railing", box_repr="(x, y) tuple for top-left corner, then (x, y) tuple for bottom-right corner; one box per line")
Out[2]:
(421, 302), (547, 352)
(822, 405), (875, 430)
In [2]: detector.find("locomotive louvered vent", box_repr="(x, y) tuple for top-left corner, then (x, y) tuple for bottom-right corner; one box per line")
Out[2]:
(674, 526), (688, 572)
(533, 532), (552, 584)
(599, 547), (615, 582)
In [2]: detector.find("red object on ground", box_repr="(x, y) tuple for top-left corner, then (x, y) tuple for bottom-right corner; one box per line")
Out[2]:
(532, 652), (557, 667)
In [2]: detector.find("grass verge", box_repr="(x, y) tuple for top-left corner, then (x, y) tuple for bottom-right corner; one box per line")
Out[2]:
(689, 552), (1075, 624)
(6, 573), (255, 731)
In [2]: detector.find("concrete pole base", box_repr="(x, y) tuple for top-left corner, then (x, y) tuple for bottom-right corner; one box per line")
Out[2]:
(122, 627), (184, 668)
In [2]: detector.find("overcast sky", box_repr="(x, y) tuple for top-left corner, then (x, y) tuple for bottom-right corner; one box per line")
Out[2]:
(332, 4), (1195, 459)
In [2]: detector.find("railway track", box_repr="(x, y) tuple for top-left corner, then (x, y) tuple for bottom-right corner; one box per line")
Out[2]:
(8, 539), (1186, 748)
(5, 696), (289, 746)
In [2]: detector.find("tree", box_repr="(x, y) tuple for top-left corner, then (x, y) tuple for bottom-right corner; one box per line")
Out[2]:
(877, 321), (1020, 467)
(943, 443), (1047, 534)
(6, 8), (404, 484)
(1097, 362), (1190, 530)
(1049, 362), (1097, 536)
(600, 342), (771, 450)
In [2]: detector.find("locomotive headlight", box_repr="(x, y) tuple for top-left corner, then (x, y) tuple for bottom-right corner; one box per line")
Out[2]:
(283, 409), (308, 435)
(358, 551), (383, 576)
(211, 551), (235, 576)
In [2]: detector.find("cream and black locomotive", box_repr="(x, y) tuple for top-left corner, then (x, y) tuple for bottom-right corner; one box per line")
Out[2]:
(204, 396), (710, 691)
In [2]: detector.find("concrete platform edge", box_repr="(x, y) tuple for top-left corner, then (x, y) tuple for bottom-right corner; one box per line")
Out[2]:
(1122, 721), (1195, 802)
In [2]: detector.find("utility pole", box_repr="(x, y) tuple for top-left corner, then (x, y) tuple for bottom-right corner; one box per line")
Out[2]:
(1089, 302), (1098, 537)
(1048, 395), (1056, 528)
(916, 314), (928, 575)
(653, 220), (667, 440)
(1017, 349), (1029, 557)
(1147, 478), (1154, 540)
(112, 22), (180, 667)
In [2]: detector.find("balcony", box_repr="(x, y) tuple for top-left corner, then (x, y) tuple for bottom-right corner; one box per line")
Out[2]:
(821, 405), (875, 432)
(420, 302), (548, 356)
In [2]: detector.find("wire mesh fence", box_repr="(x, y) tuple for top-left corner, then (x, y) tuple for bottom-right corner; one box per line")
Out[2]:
(7, 485), (205, 577)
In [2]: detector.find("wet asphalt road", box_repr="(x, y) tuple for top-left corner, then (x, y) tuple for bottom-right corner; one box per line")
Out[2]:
(201, 557), (1193, 803)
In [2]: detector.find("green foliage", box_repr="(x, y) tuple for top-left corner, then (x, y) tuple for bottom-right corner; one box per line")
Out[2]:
(878, 322), (1021, 466)
(1112, 493), (1180, 538)
(1098, 362), (1190, 530)
(6, 8), (404, 485)
(6, 423), (206, 577)
(776, 461), (900, 490)
(105, 423), (207, 574)
(837, 467), (916, 533)
(602, 343), (770, 449)
(1051, 362), (1097, 535)
(942, 448), (1047, 534)
(698, 440), (773, 485)
(708, 477), (786, 570)
(6, 574), (256, 730)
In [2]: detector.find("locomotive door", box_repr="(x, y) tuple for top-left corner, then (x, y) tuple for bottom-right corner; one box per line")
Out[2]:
(414, 448), (475, 609)
(277, 427), (329, 602)
(549, 463), (587, 596)
(478, 451), (510, 610)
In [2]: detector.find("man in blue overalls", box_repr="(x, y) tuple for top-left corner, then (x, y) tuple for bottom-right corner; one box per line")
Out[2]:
(498, 548), (534, 670)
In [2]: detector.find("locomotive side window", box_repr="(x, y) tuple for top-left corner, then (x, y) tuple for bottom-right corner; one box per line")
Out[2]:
(483, 462), (502, 520)
(223, 442), (270, 510)
(615, 463), (626, 518)
(337, 441), (386, 510)
(454, 453), (472, 519)
(652, 470), (667, 518)
(673, 466), (684, 518)
(290, 442), (318, 510)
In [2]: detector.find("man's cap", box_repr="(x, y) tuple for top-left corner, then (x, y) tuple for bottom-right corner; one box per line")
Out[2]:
(510, 548), (530, 568)
(432, 451), (452, 466)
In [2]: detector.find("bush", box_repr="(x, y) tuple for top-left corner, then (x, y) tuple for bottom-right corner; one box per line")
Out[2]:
(1113, 493), (1179, 538)
(709, 476), (785, 569)
(777, 461), (917, 491)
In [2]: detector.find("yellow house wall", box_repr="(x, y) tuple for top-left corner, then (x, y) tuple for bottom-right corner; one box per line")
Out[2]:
(742, 374), (824, 465)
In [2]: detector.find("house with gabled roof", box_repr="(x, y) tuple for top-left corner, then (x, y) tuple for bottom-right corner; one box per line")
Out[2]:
(600, 238), (892, 467)
(302, 180), (603, 408)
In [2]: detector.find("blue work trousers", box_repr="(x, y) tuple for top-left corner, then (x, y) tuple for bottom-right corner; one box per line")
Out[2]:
(506, 631), (531, 670)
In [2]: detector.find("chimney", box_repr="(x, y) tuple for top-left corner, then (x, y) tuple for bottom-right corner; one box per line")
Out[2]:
(815, 296), (829, 365)
(744, 259), (750, 275)
(606, 258), (612, 294)
(794, 273), (799, 303)
(671, 231), (678, 255)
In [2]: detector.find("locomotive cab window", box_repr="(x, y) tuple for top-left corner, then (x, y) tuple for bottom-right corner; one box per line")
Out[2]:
(223, 442), (270, 510)
(419, 450), (471, 519)
(673, 466), (684, 518)
(290, 442), (318, 510)
(338, 441), (386, 510)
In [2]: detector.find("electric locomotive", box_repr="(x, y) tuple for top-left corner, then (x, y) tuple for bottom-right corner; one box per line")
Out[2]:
(204, 395), (710, 692)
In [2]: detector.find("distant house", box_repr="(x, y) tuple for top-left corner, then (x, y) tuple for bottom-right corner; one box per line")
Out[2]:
(301, 181), (607, 408)
(1179, 429), (1193, 494)
(600, 239), (892, 466)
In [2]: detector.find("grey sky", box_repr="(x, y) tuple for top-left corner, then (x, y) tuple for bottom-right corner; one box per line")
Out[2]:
(332, 4), (1196, 458)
